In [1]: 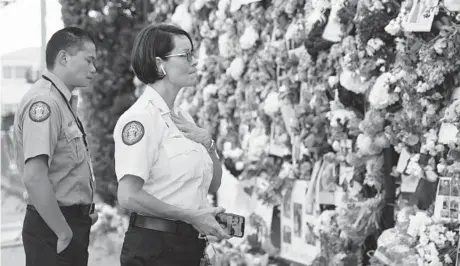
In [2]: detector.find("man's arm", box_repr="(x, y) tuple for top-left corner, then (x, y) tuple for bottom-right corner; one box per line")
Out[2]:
(21, 97), (72, 251)
(23, 155), (72, 241)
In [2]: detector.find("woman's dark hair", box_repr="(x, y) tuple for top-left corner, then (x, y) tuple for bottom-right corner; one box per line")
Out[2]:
(131, 24), (194, 84)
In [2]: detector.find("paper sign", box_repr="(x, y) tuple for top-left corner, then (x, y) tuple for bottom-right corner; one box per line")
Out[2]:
(438, 123), (459, 144)
(433, 177), (460, 221)
(404, 0), (440, 32)
(280, 180), (320, 265)
(396, 149), (411, 173)
(318, 191), (335, 205)
(400, 174), (421, 193)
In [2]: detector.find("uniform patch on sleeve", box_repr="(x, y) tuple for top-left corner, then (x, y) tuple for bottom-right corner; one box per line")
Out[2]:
(29, 101), (51, 122)
(122, 121), (145, 145)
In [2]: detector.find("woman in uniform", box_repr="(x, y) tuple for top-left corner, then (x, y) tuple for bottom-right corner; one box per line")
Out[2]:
(114, 24), (230, 266)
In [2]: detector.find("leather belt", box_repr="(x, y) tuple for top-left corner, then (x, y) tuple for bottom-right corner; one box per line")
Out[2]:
(27, 204), (95, 216)
(130, 213), (199, 238)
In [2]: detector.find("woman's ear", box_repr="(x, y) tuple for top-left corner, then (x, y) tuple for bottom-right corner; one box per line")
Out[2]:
(156, 57), (166, 77)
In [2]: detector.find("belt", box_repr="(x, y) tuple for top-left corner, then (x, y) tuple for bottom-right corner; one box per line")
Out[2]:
(130, 213), (199, 238)
(27, 204), (95, 216)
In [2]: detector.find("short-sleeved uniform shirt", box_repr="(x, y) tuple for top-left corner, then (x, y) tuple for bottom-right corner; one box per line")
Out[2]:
(114, 86), (213, 212)
(13, 70), (94, 206)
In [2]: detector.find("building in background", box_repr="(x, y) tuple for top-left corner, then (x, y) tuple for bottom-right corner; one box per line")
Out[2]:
(1, 47), (40, 116)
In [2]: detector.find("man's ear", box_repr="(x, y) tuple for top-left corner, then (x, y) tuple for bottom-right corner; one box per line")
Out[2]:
(56, 50), (68, 67)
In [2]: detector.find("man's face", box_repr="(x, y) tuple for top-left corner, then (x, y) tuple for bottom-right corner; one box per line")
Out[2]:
(66, 41), (97, 88)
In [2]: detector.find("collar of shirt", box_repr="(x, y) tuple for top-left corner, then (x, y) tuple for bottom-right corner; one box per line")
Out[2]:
(144, 85), (174, 115)
(42, 69), (72, 103)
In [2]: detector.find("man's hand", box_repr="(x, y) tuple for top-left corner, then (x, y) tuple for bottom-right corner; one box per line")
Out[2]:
(186, 206), (231, 241)
(56, 228), (73, 254)
(170, 111), (212, 148)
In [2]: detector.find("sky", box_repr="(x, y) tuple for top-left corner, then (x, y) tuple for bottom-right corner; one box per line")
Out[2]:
(0, 0), (64, 56)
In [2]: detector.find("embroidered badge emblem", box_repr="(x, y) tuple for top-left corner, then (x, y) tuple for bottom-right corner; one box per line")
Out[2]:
(29, 101), (51, 122)
(122, 121), (144, 145)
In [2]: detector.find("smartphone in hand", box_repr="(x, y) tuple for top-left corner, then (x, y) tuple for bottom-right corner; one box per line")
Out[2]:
(215, 213), (245, 238)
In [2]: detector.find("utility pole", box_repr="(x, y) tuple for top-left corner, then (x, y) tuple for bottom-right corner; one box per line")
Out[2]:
(40, 0), (46, 73)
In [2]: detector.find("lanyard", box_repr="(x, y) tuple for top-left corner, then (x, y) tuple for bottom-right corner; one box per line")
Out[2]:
(42, 75), (95, 201)
(41, 75), (88, 149)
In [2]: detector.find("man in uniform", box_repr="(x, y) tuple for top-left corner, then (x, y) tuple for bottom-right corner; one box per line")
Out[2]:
(13, 27), (98, 266)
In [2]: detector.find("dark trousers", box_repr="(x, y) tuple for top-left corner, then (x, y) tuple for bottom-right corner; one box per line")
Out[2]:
(22, 205), (91, 266)
(120, 224), (206, 266)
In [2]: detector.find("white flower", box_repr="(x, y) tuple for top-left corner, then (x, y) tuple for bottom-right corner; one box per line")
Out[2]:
(356, 134), (373, 154)
(203, 84), (218, 101)
(247, 131), (269, 161)
(437, 163), (447, 174)
(327, 108), (357, 127)
(328, 75), (339, 87)
(407, 211), (432, 237)
(416, 81), (431, 93)
(239, 25), (259, 50)
(444, 254), (453, 264)
(235, 161), (245, 170)
(216, 0), (230, 19)
(171, 4), (193, 33)
(218, 33), (233, 58)
(445, 231), (456, 244)
(406, 155), (424, 178)
(339, 70), (369, 94)
(196, 42), (208, 70)
(223, 142), (233, 152)
(366, 38), (385, 56)
(433, 38), (447, 54)
(369, 72), (399, 109)
(226, 57), (245, 80)
(263, 91), (281, 117)
(314, 210), (336, 235)
(385, 19), (401, 35)
(278, 162), (294, 179)
(193, 0), (209, 11)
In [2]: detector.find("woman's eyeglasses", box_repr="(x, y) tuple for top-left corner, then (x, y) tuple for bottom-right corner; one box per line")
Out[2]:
(165, 51), (195, 62)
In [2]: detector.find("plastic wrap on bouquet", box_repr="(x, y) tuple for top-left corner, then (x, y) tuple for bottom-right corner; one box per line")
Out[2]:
(372, 228), (418, 266)
(339, 70), (369, 94)
(321, 0), (343, 42)
(444, 0), (460, 11)
(243, 253), (269, 266)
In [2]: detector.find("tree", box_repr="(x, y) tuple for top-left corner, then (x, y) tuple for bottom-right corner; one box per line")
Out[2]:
(60, 0), (153, 204)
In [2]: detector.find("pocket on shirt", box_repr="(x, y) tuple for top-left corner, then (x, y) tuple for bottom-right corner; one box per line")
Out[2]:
(63, 124), (86, 163)
(163, 137), (199, 158)
(162, 137), (201, 180)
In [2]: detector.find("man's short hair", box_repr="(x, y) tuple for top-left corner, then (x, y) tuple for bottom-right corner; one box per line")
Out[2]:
(131, 24), (194, 84)
(46, 27), (95, 69)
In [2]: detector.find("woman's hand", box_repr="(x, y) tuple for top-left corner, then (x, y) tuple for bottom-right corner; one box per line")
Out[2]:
(170, 111), (212, 148)
(186, 206), (231, 241)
